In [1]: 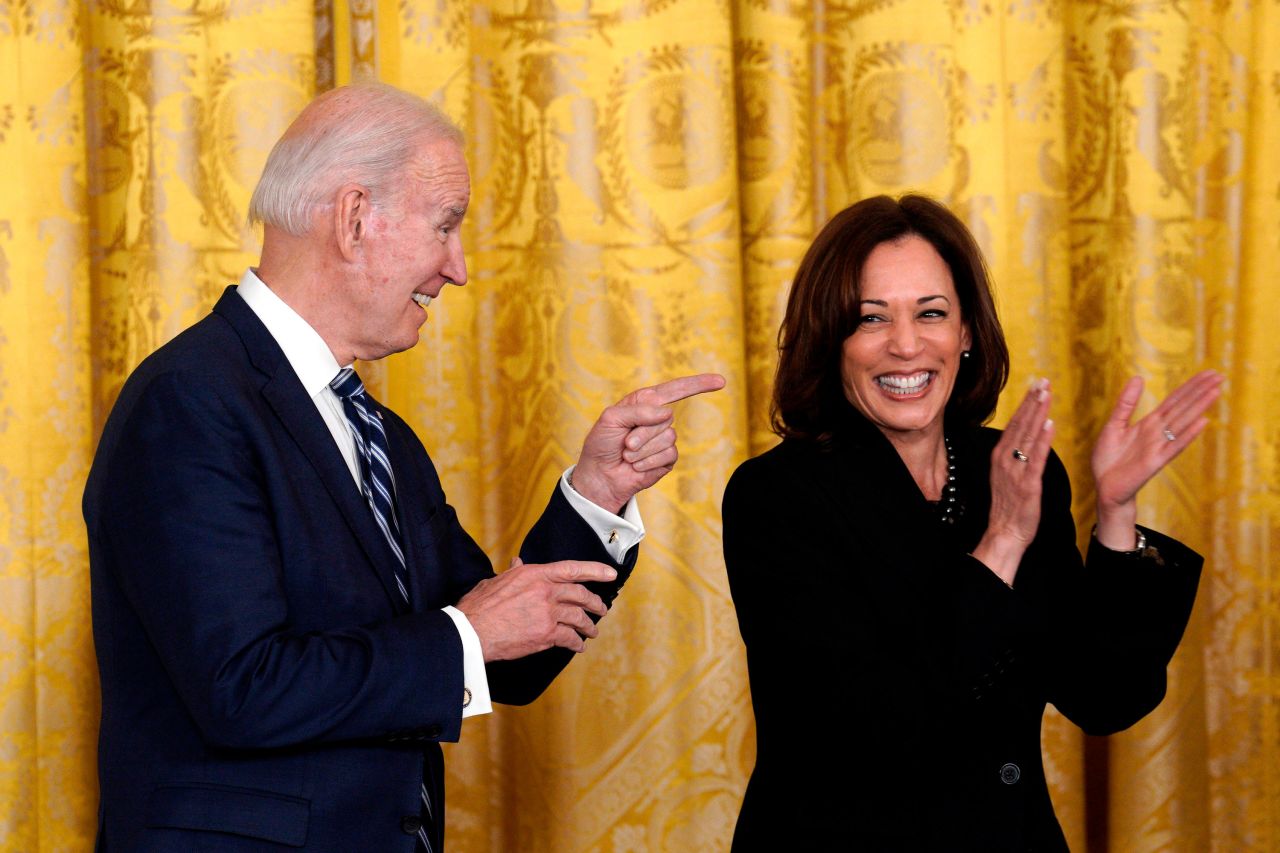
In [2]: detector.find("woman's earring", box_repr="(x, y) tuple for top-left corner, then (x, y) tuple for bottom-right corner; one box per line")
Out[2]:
(961, 350), (970, 359)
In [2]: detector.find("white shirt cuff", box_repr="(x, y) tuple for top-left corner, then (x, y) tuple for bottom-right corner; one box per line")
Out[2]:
(559, 466), (645, 563)
(441, 605), (492, 719)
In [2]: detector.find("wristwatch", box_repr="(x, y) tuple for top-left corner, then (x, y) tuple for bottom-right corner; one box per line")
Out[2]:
(1092, 524), (1146, 554)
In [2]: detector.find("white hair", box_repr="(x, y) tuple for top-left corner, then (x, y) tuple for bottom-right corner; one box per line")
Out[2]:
(248, 83), (464, 236)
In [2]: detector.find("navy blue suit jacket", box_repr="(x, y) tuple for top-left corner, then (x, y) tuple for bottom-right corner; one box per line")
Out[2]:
(84, 286), (636, 851)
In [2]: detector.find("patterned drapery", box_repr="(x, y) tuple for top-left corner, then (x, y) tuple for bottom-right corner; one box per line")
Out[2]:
(1, 1), (1276, 850)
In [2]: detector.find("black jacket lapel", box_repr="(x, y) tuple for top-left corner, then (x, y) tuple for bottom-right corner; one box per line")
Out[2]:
(815, 407), (951, 599)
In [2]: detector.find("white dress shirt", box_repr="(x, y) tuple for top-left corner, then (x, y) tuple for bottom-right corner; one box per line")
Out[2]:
(235, 269), (644, 719)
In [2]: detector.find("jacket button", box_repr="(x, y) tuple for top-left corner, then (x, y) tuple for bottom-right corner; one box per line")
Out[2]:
(401, 815), (422, 834)
(1000, 762), (1021, 784)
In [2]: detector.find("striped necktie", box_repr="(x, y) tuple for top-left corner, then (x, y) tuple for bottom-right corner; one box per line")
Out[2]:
(329, 367), (437, 853)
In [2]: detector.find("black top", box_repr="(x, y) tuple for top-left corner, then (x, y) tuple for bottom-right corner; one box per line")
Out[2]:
(722, 405), (1202, 851)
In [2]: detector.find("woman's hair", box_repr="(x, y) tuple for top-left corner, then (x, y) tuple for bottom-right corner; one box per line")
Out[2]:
(771, 194), (1009, 441)
(248, 83), (464, 236)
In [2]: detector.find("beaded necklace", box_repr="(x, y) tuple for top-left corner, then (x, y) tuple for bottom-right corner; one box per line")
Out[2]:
(938, 435), (961, 525)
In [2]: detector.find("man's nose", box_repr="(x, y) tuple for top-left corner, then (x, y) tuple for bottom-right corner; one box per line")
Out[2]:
(443, 238), (467, 287)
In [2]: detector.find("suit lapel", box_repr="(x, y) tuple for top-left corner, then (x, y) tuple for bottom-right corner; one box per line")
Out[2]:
(811, 410), (949, 599)
(797, 412), (1000, 694)
(212, 287), (411, 614)
(379, 414), (444, 613)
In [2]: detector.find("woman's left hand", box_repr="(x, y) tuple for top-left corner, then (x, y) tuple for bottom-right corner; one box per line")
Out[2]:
(1091, 370), (1223, 547)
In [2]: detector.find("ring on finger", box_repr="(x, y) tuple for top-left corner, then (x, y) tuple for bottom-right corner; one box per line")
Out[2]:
(1012, 448), (1029, 463)
(1162, 427), (1176, 442)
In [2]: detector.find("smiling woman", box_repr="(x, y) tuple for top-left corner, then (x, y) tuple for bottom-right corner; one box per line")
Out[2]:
(839, 236), (972, 447)
(721, 194), (1223, 850)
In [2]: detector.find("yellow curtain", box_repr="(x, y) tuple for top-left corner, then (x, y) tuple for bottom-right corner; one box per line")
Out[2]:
(2, 0), (1276, 850)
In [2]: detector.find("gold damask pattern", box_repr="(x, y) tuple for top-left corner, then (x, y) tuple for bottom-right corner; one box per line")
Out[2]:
(1, 0), (1277, 851)
(386, 7), (747, 849)
(2, 3), (314, 850)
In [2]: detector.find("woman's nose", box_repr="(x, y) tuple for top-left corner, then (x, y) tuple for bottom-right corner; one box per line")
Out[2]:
(887, 321), (922, 357)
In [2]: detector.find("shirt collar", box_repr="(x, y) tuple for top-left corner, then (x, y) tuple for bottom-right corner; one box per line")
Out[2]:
(235, 268), (346, 395)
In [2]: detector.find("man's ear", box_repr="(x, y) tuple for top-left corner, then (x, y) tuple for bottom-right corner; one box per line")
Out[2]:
(335, 184), (369, 262)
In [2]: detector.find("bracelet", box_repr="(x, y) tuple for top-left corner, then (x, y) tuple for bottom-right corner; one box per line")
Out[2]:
(1092, 524), (1146, 554)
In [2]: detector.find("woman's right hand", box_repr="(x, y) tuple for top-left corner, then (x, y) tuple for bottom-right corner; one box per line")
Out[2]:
(971, 378), (1056, 586)
(1089, 370), (1223, 549)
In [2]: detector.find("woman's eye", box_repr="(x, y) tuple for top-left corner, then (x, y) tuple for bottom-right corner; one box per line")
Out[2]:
(857, 314), (884, 326)
(920, 309), (947, 320)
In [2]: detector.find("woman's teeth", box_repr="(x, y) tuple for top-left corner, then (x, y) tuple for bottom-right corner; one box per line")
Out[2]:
(412, 293), (432, 307)
(876, 372), (932, 395)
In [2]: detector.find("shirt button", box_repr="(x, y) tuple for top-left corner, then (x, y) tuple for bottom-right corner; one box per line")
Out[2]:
(1000, 762), (1021, 785)
(401, 815), (422, 834)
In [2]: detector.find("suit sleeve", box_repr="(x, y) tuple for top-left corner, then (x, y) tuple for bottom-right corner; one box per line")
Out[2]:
(1034, 452), (1204, 734)
(479, 487), (637, 706)
(382, 407), (638, 707)
(721, 455), (893, 741)
(345, 405), (640, 709)
(722, 457), (824, 661)
(94, 371), (468, 750)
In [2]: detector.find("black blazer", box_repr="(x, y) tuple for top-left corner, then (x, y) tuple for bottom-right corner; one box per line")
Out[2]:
(722, 406), (1201, 851)
(84, 286), (636, 851)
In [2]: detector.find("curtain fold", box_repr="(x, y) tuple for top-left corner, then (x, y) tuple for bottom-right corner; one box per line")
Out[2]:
(1, 0), (1276, 850)
(2, 11), (99, 849)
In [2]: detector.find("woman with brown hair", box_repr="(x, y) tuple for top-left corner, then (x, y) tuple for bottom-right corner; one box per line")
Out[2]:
(722, 194), (1222, 850)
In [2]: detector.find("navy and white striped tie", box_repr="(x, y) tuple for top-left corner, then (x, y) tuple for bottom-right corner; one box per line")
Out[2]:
(330, 367), (409, 595)
(329, 367), (436, 853)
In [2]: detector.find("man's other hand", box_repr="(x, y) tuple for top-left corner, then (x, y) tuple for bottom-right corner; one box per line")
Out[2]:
(456, 558), (616, 661)
(570, 373), (725, 512)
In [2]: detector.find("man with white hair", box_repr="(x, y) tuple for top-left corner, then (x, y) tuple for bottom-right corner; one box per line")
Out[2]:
(84, 83), (723, 852)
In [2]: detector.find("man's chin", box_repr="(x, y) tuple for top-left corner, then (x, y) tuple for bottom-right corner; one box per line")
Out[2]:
(354, 334), (419, 362)
(395, 318), (430, 350)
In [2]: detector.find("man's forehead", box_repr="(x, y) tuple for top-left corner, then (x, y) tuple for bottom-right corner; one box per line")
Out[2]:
(413, 137), (467, 173)
(410, 139), (470, 207)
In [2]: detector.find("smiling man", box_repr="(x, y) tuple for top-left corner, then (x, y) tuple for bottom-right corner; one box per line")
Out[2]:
(83, 83), (723, 852)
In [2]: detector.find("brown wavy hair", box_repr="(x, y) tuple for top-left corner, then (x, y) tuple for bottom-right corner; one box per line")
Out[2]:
(771, 194), (1009, 442)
